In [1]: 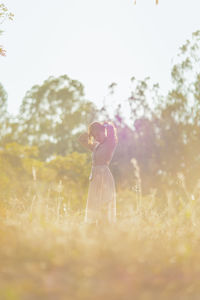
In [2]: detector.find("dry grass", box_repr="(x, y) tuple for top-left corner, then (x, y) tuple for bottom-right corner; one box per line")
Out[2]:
(1, 191), (200, 300)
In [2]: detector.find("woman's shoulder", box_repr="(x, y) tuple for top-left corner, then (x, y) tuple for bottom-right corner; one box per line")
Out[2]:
(78, 133), (99, 152)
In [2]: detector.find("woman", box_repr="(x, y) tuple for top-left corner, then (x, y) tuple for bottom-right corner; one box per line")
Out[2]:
(78, 121), (118, 225)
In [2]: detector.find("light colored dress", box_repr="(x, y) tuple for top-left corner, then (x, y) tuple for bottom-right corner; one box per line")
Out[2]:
(84, 141), (117, 224)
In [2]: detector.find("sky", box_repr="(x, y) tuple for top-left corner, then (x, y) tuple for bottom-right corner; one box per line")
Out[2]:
(0, 0), (200, 117)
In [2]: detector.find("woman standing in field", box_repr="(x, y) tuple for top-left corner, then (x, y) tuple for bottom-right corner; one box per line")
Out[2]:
(78, 121), (118, 225)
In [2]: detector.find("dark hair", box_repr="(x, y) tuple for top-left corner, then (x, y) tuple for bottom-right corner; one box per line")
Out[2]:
(88, 122), (105, 145)
(88, 121), (118, 145)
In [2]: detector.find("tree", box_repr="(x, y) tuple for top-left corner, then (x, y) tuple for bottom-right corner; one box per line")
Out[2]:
(0, 82), (7, 119)
(101, 31), (200, 197)
(0, 83), (10, 138)
(160, 30), (200, 191)
(16, 75), (98, 160)
(103, 77), (163, 194)
(0, 3), (14, 56)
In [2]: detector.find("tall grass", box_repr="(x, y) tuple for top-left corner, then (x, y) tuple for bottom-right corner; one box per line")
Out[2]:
(1, 174), (200, 300)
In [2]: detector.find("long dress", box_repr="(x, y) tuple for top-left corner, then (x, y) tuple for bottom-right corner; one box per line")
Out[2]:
(84, 141), (117, 224)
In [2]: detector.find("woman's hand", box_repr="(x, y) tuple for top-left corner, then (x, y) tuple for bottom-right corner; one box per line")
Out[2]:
(78, 132), (97, 151)
(78, 132), (89, 143)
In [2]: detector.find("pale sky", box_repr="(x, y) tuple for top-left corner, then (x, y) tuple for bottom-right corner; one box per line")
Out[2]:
(0, 0), (200, 117)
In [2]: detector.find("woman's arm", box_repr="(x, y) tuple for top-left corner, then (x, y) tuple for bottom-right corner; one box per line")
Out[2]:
(104, 122), (117, 146)
(78, 132), (98, 152)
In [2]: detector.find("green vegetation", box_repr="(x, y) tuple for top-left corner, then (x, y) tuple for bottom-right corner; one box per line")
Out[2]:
(1, 21), (200, 299)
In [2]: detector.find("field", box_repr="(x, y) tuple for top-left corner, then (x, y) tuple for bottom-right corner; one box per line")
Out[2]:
(1, 191), (200, 300)
(1, 1), (200, 299)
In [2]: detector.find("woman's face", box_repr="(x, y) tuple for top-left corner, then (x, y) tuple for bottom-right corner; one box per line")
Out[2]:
(92, 128), (106, 143)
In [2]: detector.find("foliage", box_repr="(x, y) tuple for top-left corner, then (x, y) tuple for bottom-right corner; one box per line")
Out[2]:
(0, 3), (14, 56)
(1, 31), (200, 202)
(0, 82), (9, 135)
(106, 31), (200, 197)
(13, 75), (98, 160)
(134, 0), (159, 5)
(0, 142), (91, 210)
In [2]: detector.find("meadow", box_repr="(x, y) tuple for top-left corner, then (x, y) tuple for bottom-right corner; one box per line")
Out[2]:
(1, 183), (200, 300)
(1, 1), (200, 299)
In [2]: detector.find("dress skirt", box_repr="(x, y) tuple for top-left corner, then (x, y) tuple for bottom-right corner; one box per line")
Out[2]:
(84, 165), (116, 224)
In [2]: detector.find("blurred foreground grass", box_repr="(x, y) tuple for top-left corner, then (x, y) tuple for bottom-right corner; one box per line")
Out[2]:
(1, 192), (200, 300)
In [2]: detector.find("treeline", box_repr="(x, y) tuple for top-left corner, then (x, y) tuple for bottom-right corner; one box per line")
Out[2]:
(1, 31), (200, 208)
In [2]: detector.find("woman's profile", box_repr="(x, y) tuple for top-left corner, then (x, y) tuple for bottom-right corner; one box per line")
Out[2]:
(78, 121), (118, 225)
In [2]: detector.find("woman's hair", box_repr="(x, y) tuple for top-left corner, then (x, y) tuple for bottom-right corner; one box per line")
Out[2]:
(88, 121), (118, 145)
